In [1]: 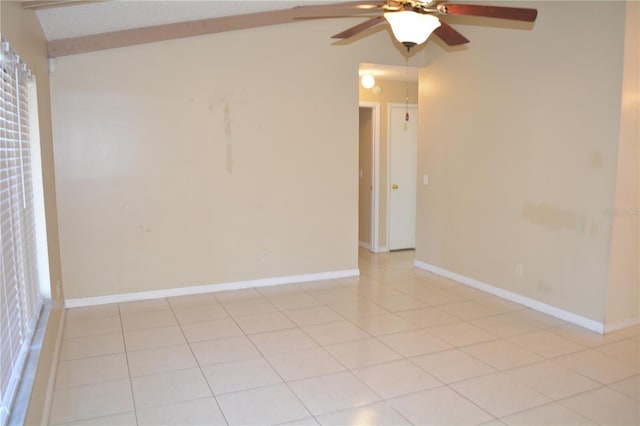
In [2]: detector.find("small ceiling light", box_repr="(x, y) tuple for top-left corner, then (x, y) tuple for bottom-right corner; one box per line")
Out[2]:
(384, 11), (441, 51)
(361, 73), (375, 89)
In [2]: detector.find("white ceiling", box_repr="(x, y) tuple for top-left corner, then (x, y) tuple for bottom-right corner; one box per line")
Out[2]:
(35, 0), (338, 40)
(34, 0), (419, 82)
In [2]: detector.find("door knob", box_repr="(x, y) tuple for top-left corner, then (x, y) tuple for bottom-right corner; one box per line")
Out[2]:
(392, 184), (399, 190)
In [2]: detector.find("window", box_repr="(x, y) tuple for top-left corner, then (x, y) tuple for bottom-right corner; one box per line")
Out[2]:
(0, 38), (43, 426)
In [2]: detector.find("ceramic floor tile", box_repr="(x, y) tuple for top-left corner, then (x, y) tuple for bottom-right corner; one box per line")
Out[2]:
(387, 386), (494, 425)
(295, 279), (345, 292)
(310, 288), (360, 304)
(351, 284), (406, 300)
(267, 347), (346, 381)
(167, 293), (218, 308)
(256, 283), (306, 296)
(314, 401), (411, 426)
(136, 397), (226, 425)
(181, 317), (244, 343)
(53, 411), (137, 426)
(352, 359), (441, 399)
(438, 301), (501, 320)
(234, 311), (297, 334)
(277, 417), (320, 426)
(411, 349), (495, 384)
(471, 312), (547, 338)
(351, 313), (416, 336)
(120, 309), (177, 332)
(172, 303), (229, 324)
(559, 386), (640, 426)
(217, 383), (311, 425)
(396, 307), (460, 328)
(130, 367), (212, 409)
(65, 304), (120, 322)
(249, 328), (318, 355)
(550, 324), (610, 347)
(215, 288), (264, 302)
(328, 300), (389, 319)
(608, 375), (640, 400)
(428, 322), (498, 347)
(222, 298), (279, 317)
(370, 295), (427, 312)
(283, 305), (345, 327)
(595, 338), (640, 366)
(124, 325), (187, 351)
(378, 329), (452, 357)
(55, 353), (129, 388)
(60, 333), (125, 361)
(462, 340), (543, 370)
(554, 349), (639, 384)
(477, 298), (527, 314)
(288, 371), (380, 415)
(201, 357), (281, 395)
(191, 335), (261, 366)
(303, 320), (371, 345)
(119, 298), (170, 315)
(507, 330), (586, 358)
(64, 315), (122, 339)
(49, 379), (134, 424)
(500, 402), (596, 425)
(266, 293), (322, 310)
(413, 288), (469, 306)
(506, 360), (600, 400)
(127, 344), (197, 377)
(451, 372), (551, 418)
(325, 338), (402, 369)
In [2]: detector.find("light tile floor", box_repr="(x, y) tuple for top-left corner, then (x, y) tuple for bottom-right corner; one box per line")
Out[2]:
(49, 250), (639, 425)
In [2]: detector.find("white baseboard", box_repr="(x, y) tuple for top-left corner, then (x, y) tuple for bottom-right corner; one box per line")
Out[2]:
(604, 317), (640, 333)
(65, 268), (360, 308)
(373, 246), (389, 253)
(42, 306), (66, 425)
(359, 241), (372, 250)
(414, 260), (605, 334)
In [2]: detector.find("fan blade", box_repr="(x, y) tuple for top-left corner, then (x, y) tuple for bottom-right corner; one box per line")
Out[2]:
(441, 3), (537, 22)
(433, 21), (469, 46)
(332, 15), (385, 39)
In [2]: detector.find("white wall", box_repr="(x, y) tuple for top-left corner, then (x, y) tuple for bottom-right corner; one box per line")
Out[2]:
(416, 1), (628, 322)
(50, 19), (426, 299)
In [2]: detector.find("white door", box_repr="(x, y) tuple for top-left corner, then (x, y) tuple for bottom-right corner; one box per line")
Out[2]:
(389, 104), (417, 250)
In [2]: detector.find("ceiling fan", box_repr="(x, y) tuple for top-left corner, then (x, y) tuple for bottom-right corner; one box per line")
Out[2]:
(293, 0), (538, 51)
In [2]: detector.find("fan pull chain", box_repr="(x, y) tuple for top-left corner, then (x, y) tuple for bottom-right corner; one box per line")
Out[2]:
(405, 56), (410, 122)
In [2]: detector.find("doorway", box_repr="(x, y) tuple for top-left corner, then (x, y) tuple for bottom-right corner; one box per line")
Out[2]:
(358, 103), (380, 251)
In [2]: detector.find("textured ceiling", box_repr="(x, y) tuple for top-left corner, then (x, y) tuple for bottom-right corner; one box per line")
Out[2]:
(35, 0), (336, 40)
(34, 0), (419, 81)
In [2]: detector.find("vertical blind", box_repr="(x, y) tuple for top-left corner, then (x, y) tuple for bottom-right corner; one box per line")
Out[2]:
(0, 37), (43, 426)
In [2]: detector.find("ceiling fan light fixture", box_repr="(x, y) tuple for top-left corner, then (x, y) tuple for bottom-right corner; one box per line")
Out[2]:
(361, 73), (375, 89)
(384, 11), (441, 49)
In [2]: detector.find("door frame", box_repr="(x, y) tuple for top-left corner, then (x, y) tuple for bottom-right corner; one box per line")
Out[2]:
(359, 101), (382, 252)
(387, 102), (418, 250)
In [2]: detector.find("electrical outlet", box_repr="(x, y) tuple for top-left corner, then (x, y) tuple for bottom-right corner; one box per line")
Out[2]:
(515, 263), (524, 277)
(260, 250), (269, 262)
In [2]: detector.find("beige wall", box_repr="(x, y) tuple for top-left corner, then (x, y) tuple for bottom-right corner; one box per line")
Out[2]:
(50, 20), (427, 299)
(416, 1), (627, 322)
(360, 78), (418, 250)
(605, 0), (640, 328)
(0, 1), (64, 423)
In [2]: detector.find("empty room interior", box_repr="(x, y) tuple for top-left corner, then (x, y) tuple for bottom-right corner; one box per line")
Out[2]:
(1, 0), (638, 425)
